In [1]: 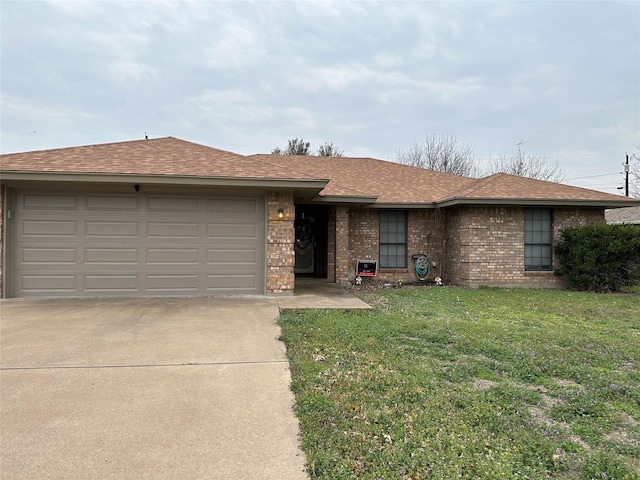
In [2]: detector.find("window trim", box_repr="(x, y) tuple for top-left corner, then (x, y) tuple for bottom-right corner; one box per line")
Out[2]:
(524, 208), (553, 272)
(379, 210), (408, 269)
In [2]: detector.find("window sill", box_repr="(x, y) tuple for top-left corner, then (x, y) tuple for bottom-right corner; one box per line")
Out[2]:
(524, 270), (554, 276)
(379, 268), (409, 273)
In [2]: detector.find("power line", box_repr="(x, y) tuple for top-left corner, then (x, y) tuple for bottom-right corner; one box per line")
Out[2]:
(566, 172), (622, 180)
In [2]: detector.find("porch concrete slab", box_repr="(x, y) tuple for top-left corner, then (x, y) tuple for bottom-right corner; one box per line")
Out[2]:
(0, 297), (308, 480)
(278, 284), (370, 310)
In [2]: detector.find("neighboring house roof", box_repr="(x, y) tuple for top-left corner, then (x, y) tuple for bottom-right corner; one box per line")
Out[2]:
(2, 137), (639, 209)
(605, 206), (640, 224)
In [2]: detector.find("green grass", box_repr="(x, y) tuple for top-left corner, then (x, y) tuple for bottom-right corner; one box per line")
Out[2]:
(278, 287), (640, 479)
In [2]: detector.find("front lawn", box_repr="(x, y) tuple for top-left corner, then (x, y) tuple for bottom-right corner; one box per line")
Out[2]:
(278, 287), (640, 479)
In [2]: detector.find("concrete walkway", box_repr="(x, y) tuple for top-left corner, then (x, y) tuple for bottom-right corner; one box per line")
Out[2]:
(278, 283), (371, 310)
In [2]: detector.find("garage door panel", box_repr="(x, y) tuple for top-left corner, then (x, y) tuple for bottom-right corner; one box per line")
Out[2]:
(207, 197), (260, 214)
(85, 275), (138, 291)
(21, 275), (76, 292)
(84, 248), (139, 264)
(22, 248), (77, 264)
(23, 220), (77, 237)
(207, 249), (258, 264)
(86, 195), (139, 210)
(86, 221), (139, 237)
(23, 194), (77, 209)
(146, 274), (200, 291)
(146, 248), (199, 264)
(147, 222), (200, 238)
(207, 274), (257, 290)
(148, 196), (199, 212)
(207, 223), (259, 239)
(12, 191), (265, 297)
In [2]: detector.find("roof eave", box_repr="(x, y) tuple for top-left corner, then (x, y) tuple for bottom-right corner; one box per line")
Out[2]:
(437, 197), (640, 208)
(311, 194), (379, 206)
(0, 171), (329, 191)
(363, 202), (437, 209)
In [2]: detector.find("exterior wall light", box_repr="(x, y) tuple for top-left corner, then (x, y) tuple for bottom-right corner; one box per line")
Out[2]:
(277, 207), (284, 219)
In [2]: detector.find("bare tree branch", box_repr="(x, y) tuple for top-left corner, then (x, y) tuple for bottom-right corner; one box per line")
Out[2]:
(630, 146), (640, 198)
(486, 146), (566, 182)
(395, 132), (477, 176)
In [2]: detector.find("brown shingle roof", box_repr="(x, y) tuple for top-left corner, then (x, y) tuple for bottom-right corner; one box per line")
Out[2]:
(2, 137), (638, 208)
(0, 137), (318, 181)
(441, 173), (634, 205)
(249, 154), (476, 203)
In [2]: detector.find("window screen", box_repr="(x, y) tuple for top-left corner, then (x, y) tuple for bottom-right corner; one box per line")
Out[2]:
(380, 210), (407, 268)
(524, 208), (553, 271)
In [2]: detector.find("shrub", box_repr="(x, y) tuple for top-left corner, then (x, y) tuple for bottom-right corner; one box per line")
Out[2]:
(555, 224), (640, 292)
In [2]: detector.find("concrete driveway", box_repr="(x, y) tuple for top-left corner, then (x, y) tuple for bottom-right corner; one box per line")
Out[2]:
(0, 297), (308, 479)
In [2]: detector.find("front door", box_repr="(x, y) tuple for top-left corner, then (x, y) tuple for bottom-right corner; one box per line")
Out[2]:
(294, 206), (328, 277)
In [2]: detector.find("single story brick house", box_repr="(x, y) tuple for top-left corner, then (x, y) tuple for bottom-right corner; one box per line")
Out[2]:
(1, 137), (638, 298)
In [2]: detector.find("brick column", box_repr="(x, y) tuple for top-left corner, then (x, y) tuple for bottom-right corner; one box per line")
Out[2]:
(266, 191), (295, 295)
(335, 206), (350, 284)
(326, 207), (336, 282)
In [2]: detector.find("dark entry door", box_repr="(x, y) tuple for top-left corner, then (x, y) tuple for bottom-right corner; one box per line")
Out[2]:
(294, 206), (328, 277)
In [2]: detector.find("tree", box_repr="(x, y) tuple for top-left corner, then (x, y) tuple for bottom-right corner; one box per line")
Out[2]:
(394, 132), (477, 176)
(271, 138), (344, 157)
(317, 141), (344, 157)
(485, 143), (566, 182)
(630, 146), (640, 198)
(271, 138), (311, 155)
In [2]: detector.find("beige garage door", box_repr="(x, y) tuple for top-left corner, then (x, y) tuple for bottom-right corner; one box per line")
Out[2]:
(11, 191), (265, 297)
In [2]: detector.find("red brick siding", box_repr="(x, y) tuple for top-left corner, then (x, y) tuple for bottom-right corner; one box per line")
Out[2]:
(266, 191), (295, 295)
(326, 207), (336, 282)
(335, 206), (350, 284)
(444, 206), (606, 287)
(334, 208), (445, 284)
(348, 209), (378, 271)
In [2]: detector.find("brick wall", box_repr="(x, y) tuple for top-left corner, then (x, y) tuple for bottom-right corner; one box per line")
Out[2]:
(444, 206), (526, 286)
(335, 206), (350, 284)
(444, 205), (606, 288)
(333, 208), (446, 285)
(326, 207), (336, 282)
(265, 191), (295, 295)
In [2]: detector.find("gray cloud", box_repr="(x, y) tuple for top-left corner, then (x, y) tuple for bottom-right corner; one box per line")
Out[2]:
(1, 0), (638, 192)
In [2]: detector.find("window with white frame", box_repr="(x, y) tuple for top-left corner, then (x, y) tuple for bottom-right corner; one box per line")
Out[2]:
(379, 210), (407, 268)
(524, 208), (553, 271)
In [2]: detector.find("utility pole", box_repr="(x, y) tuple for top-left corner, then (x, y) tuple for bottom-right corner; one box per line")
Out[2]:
(624, 153), (629, 197)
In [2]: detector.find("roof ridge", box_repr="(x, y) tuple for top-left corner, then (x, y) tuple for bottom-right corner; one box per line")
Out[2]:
(0, 136), (247, 158)
(249, 153), (476, 179)
(0, 137), (170, 157)
(444, 173), (502, 199)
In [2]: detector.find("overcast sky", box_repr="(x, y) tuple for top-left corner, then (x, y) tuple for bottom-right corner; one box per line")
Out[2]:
(1, 0), (638, 193)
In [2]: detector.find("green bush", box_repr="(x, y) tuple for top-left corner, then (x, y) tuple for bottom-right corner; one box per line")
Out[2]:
(555, 224), (640, 292)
